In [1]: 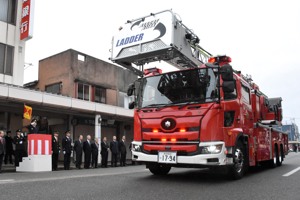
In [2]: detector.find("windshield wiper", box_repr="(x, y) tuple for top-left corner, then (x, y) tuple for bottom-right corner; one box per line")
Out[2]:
(142, 103), (168, 109)
(155, 102), (187, 111)
(178, 101), (202, 109)
(178, 96), (217, 109)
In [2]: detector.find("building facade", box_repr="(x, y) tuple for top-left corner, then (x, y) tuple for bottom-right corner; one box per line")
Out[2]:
(0, 1), (137, 164)
(0, 0), (30, 86)
(35, 49), (136, 108)
(22, 49), (137, 161)
(277, 123), (299, 151)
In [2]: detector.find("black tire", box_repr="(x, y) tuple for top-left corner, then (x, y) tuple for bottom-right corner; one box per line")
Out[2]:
(276, 145), (283, 167)
(148, 164), (171, 175)
(228, 140), (247, 180)
(268, 145), (278, 168)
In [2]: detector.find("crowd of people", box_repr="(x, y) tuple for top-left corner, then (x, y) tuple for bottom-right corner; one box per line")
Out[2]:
(56, 130), (128, 171)
(0, 129), (28, 173)
(0, 127), (130, 173)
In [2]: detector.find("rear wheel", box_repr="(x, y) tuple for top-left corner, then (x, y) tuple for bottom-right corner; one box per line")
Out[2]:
(276, 145), (283, 166)
(268, 145), (279, 168)
(228, 140), (247, 180)
(148, 164), (171, 175)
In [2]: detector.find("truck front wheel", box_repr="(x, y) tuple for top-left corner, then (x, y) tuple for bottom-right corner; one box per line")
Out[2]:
(148, 164), (171, 175)
(228, 140), (247, 180)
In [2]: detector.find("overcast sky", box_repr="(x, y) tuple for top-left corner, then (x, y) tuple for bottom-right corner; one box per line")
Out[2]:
(24, 0), (300, 126)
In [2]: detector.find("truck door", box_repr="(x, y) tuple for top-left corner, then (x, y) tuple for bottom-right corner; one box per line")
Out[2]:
(241, 83), (253, 135)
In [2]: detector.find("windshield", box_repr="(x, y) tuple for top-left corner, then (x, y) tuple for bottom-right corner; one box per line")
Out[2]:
(138, 68), (218, 108)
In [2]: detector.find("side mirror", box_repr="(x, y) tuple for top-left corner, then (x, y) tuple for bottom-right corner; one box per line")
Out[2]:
(220, 64), (234, 81)
(127, 83), (135, 96)
(128, 101), (135, 109)
(222, 81), (235, 93)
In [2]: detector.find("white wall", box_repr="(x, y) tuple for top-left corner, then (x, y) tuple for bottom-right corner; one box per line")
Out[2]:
(0, 0), (26, 86)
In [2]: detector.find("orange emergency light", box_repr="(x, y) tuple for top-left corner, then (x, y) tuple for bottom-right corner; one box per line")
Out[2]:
(208, 55), (232, 65)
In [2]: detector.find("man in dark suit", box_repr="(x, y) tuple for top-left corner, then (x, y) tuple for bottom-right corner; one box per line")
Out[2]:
(83, 135), (92, 169)
(110, 136), (119, 167)
(13, 129), (27, 167)
(119, 136), (127, 167)
(0, 130), (6, 173)
(62, 130), (72, 170)
(91, 138), (99, 168)
(101, 136), (109, 168)
(27, 118), (39, 134)
(52, 131), (60, 171)
(73, 135), (83, 169)
(4, 130), (13, 165)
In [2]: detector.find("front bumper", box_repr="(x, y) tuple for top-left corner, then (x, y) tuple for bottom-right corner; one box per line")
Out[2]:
(132, 141), (233, 166)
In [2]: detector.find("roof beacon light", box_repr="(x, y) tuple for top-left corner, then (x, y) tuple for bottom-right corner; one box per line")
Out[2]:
(208, 55), (232, 65)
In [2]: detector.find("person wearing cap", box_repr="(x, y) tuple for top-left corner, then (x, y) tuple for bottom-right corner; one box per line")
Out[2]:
(27, 119), (39, 134)
(0, 130), (6, 173)
(62, 130), (72, 170)
(13, 129), (27, 167)
(52, 131), (60, 171)
(4, 130), (14, 165)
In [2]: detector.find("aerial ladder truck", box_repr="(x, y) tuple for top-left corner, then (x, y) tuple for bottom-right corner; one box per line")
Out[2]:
(110, 10), (288, 179)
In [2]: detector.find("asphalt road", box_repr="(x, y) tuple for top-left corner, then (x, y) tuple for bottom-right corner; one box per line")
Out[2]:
(0, 153), (299, 200)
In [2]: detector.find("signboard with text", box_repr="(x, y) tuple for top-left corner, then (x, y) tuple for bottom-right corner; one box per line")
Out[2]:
(20, 0), (35, 41)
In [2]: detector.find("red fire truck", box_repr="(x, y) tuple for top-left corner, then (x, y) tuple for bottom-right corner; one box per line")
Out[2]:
(110, 10), (288, 179)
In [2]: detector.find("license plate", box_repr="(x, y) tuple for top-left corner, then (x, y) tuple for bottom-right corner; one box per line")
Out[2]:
(158, 152), (177, 164)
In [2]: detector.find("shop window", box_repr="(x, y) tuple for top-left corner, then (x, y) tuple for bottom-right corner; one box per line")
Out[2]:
(0, 43), (14, 76)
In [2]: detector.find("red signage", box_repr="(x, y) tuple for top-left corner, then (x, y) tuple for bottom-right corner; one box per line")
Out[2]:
(20, 0), (34, 41)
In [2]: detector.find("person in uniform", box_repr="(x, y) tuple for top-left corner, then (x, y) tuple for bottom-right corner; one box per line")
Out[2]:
(119, 135), (127, 167)
(52, 131), (60, 171)
(27, 119), (39, 134)
(73, 135), (83, 169)
(91, 137), (99, 168)
(0, 130), (6, 173)
(83, 135), (92, 169)
(62, 130), (72, 170)
(4, 130), (14, 165)
(110, 136), (119, 167)
(13, 129), (27, 167)
(101, 136), (109, 168)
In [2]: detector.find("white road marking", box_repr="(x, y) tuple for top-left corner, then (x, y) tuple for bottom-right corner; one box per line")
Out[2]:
(0, 169), (147, 185)
(283, 167), (300, 177)
(0, 179), (14, 182)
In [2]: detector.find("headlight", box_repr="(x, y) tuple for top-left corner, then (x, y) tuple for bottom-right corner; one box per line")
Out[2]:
(132, 143), (142, 152)
(200, 144), (222, 154)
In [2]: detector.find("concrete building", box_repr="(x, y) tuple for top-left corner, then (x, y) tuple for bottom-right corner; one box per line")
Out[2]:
(0, 0), (31, 86)
(35, 49), (136, 108)
(24, 49), (137, 142)
(277, 123), (299, 151)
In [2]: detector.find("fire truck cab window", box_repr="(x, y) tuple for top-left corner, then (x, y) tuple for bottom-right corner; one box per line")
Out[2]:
(241, 84), (251, 104)
(139, 68), (218, 108)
